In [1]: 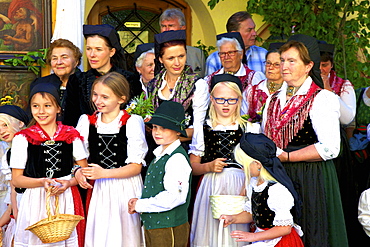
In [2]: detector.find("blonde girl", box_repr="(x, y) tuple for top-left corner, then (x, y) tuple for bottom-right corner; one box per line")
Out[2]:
(75, 71), (147, 247)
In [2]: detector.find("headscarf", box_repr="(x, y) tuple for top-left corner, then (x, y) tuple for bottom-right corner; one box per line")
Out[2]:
(0, 105), (29, 125)
(240, 132), (302, 222)
(288, 34), (324, 88)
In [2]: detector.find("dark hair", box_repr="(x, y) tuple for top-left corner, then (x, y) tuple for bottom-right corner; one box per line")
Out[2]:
(226, 11), (252, 32)
(85, 34), (127, 70)
(159, 40), (187, 58)
(320, 52), (333, 64)
(29, 92), (61, 127)
(46, 38), (82, 66)
(266, 49), (280, 59)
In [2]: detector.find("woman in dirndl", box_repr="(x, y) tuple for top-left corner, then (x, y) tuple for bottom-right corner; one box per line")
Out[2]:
(262, 34), (348, 247)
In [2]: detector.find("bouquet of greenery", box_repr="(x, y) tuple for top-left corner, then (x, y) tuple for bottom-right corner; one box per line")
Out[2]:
(125, 92), (154, 121)
(241, 111), (262, 123)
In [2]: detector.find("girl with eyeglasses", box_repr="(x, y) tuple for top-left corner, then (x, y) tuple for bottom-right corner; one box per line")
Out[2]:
(190, 74), (260, 247)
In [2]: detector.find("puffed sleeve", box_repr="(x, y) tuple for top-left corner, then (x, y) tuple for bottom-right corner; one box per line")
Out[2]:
(310, 90), (341, 160)
(75, 114), (90, 155)
(338, 82), (356, 126)
(268, 183), (294, 226)
(126, 114), (148, 166)
(9, 135), (28, 169)
(189, 78), (210, 157)
(358, 188), (370, 237)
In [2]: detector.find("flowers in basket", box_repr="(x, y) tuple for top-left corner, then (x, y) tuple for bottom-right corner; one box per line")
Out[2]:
(125, 92), (154, 121)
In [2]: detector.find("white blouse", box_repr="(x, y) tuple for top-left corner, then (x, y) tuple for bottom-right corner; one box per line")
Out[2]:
(262, 77), (341, 161)
(76, 111), (148, 166)
(358, 188), (370, 237)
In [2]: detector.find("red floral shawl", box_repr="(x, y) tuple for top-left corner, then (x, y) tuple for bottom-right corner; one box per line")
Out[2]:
(329, 70), (354, 96)
(245, 79), (268, 118)
(265, 82), (321, 149)
(16, 122), (83, 145)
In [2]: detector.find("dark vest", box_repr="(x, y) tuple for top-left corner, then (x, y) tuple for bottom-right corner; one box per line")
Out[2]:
(140, 145), (191, 230)
(252, 182), (276, 229)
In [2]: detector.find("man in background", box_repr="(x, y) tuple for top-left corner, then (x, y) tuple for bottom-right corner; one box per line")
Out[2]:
(159, 8), (205, 77)
(206, 11), (267, 75)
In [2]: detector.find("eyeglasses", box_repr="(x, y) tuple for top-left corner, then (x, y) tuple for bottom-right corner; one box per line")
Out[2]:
(218, 50), (240, 58)
(213, 97), (239, 105)
(264, 61), (281, 68)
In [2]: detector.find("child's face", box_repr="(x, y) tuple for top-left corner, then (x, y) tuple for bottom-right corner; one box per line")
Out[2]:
(249, 160), (261, 178)
(152, 124), (179, 149)
(0, 120), (16, 142)
(31, 93), (60, 128)
(92, 82), (125, 115)
(211, 83), (240, 119)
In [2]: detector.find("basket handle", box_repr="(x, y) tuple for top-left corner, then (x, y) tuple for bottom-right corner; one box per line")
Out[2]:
(46, 187), (60, 221)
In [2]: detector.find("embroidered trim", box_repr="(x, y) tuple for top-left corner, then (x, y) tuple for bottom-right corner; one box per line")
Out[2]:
(265, 82), (321, 149)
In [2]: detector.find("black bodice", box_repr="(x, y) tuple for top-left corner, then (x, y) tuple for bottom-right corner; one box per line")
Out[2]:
(252, 182), (276, 229)
(24, 141), (74, 179)
(87, 124), (128, 169)
(201, 125), (243, 165)
(289, 117), (318, 147)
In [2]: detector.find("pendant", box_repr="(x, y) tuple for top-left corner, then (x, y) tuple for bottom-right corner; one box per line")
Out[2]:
(44, 140), (55, 145)
(286, 86), (298, 97)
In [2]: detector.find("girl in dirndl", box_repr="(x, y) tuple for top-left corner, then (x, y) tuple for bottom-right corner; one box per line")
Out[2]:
(221, 133), (303, 247)
(190, 74), (260, 247)
(10, 83), (88, 247)
(75, 72), (147, 247)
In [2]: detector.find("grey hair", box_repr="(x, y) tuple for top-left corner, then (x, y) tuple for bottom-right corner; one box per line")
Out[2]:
(135, 48), (155, 68)
(159, 8), (186, 27)
(216, 37), (243, 52)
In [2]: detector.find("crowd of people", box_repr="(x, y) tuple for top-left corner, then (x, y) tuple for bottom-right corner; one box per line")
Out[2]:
(0, 7), (369, 247)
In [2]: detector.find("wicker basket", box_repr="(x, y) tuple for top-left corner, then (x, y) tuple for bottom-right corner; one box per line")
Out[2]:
(25, 188), (84, 244)
(209, 195), (247, 219)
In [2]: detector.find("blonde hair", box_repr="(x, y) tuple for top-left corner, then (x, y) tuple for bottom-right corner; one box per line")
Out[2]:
(234, 143), (276, 185)
(91, 72), (130, 110)
(209, 81), (248, 129)
(0, 113), (26, 134)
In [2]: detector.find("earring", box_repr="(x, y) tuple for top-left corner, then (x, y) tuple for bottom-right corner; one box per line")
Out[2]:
(258, 168), (261, 171)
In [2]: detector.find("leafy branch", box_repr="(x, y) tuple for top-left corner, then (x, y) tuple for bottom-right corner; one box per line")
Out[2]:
(4, 48), (48, 76)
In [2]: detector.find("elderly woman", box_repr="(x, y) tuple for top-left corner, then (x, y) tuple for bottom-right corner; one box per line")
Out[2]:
(64, 24), (141, 127)
(207, 32), (265, 91)
(147, 30), (209, 143)
(262, 34), (348, 247)
(30, 38), (81, 121)
(243, 49), (285, 122)
(134, 45), (155, 98)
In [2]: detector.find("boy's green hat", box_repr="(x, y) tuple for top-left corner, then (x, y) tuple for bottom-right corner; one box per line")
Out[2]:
(146, 101), (187, 137)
